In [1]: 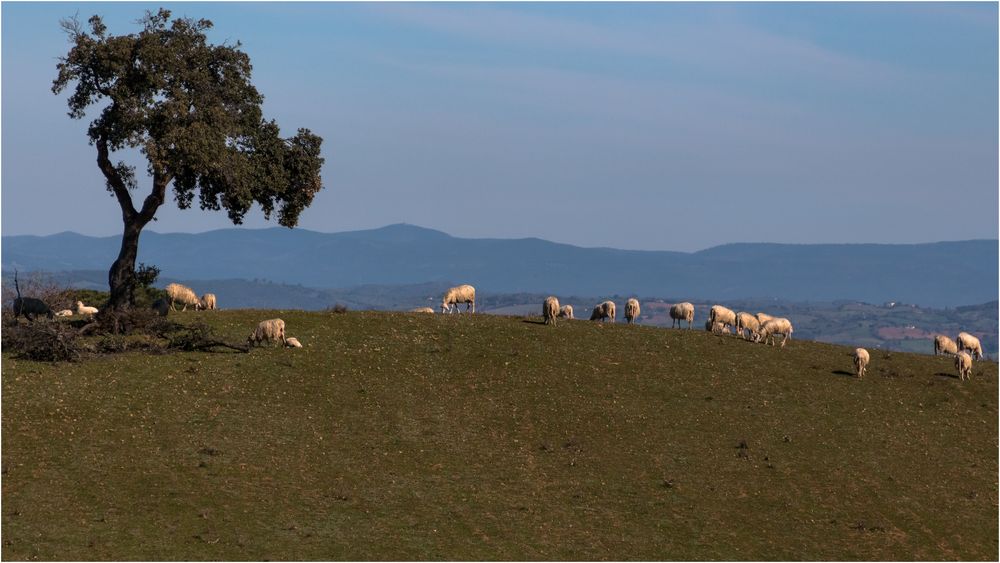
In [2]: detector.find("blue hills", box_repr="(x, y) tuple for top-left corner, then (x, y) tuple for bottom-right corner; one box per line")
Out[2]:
(2, 223), (996, 308)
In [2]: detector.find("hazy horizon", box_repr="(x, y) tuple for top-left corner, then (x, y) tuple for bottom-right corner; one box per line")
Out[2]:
(3, 222), (997, 256)
(3, 2), (998, 252)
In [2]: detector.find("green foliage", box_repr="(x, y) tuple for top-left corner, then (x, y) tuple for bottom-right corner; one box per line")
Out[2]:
(133, 263), (160, 289)
(2, 311), (996, 560)
(51, 8), (325, 228)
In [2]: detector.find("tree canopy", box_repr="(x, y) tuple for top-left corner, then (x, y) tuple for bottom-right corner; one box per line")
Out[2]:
(53, 8), (324, 227)
(52, 8), (325, 310)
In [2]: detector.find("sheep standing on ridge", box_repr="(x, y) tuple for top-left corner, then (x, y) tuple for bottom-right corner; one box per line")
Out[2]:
(756, 312), (774, 326)
(558, 305), (574, 319)
(709, 305), (737, 334)
(955, 351), (973, 381)
(705, 320), (729, 334)
(933, 335), (958, 356)
(590, 300), (616, 322)
(248, 319), (286, 347)
(441, 284), (476, 314)
(200, 293), (217, 310)
(956, 332), (983, 360)
(74, 301), (99, 316)
(543, 296), (560, 325)
(735, 312), (761, 342)
(669, 302), (694, 329)
(165, 283), (201, 311)
(759, 317), (794, 347)
(854, 348), (870, 378)
(624, 298), (640, 324)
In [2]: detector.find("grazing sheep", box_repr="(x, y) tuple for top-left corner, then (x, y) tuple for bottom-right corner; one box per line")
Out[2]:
(759, 317), (794, 347)
(247, 318), (286, 347)
(590, 300), (616, 322)
(285, 337), (303, 348)
(705, 320), (729, 334)
(200, 293), (217, 310)
(165, 283), (201, 311)
(756, 312), (775, 325)
(409, 307), (435, 313)
(441, 284), (476, 314)
(11, 272), (53, 322)
(73, 301), (99, 316)
(543, 296), (560, 325)
(624, 298), (640, 324)
(670, 302), (694, 329)
(150, 298), (170, 317)
(933, 335), (958, 356)
(709, 305), (737, 334)
(558, 305), (574, 319)
(956, 332), (983, 360)
(735, 312), (762, 342)
(955, 351), (973, 381)
(854, 348), (870, 378)
(54, 309), (74, 317)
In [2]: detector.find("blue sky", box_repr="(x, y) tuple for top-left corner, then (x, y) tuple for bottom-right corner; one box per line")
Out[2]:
(2, 2), (997, 251)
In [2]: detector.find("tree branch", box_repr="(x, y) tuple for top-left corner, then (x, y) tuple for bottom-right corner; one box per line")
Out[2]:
(138, 168), (172, 224)
(96, 136), (136, 222)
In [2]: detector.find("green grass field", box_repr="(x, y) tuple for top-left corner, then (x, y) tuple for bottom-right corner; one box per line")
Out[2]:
(3, 310), (997, 560)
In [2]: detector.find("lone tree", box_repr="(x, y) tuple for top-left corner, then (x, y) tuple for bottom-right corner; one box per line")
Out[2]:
(53, 8), (324, 311)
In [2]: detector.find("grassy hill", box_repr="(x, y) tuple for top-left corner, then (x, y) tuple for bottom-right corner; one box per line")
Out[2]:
(2, 311), (997, 560)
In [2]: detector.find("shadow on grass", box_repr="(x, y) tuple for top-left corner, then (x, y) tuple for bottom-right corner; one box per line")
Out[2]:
(521, 319), (547, 325)
(935, 372), (960, 380)
(831, 370), (857, 378)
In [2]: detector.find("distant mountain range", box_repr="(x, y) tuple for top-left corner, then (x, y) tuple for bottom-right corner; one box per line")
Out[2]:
(2, 224), (996, 307)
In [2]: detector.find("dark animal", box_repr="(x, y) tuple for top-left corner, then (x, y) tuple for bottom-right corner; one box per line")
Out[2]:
(151, 298), (170, 317)
(12, 270), (53, 322)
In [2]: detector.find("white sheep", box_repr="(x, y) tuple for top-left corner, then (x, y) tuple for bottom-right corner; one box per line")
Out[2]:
(709, 305), (737, 334)
(54, 309), (74, 317)
(955, 351), (973, 381)
(933, 335), (958, 356)
(200, 293), (217, 310)
(956, 332), (983, 360)
(285, 337), (303, 348)
(854, 348), (870, 378)
(590, 300), (616, 322)
(759, 317), (794, 347)
(441, 284), (476, 314)
(705, 320), (729, 334)
(73, 301), (99, 316)
(543, 296), (560, 325)
(735, 312), (761, 342)
(670, 302), (694, 329)
(624, 298), (640, 324)
(558, 305), (574, 319)
(165, 283), (201, 311)
(247, 318), (286, 347)
(409, 307), (435, 313)
(756, 312), (775, 325)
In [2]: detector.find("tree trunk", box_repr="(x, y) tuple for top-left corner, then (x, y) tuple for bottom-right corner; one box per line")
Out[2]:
(107, 221), (144, 311)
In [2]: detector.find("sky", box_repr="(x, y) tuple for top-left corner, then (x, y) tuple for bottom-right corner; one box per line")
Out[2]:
(2, 2), (997, 252)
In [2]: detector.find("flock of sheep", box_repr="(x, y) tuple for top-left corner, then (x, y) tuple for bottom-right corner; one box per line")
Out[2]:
(157, 283), (303, 349)
(16, 277), (987, 380)
(430, 284), (984, 382)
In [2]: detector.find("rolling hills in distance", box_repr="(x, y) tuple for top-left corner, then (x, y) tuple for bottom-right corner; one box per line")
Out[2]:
(3, 224), (996, 355)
